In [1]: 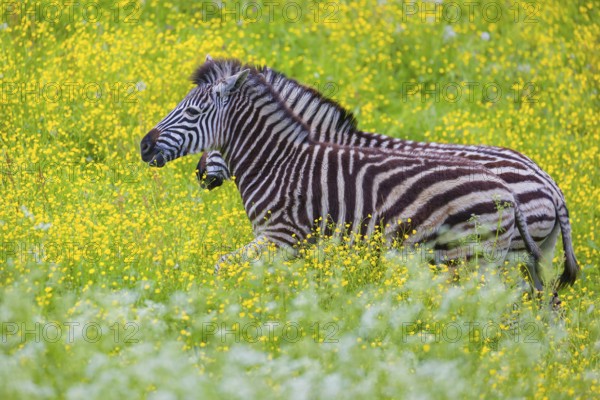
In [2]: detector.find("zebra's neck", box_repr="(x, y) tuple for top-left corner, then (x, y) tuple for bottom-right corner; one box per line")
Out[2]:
(220, 80), (311, 187)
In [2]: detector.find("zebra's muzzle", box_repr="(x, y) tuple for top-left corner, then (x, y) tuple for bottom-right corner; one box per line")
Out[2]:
(140, 128), (162, 162)
(200, 174), (224, 190)
(149, 152), (167, 168)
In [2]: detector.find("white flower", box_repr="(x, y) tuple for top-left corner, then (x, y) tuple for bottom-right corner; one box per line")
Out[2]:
(443, 26), (457, 41)
(518, 64), (531, 73)
(34, 222), (52, 231)
(480, 31), (491, 41)
(20, 205), (33, 219)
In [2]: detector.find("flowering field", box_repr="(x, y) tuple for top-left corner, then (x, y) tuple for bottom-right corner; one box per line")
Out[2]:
(1, 0), (599, 398)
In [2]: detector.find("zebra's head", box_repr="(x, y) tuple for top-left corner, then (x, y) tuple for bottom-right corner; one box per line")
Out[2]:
(196, 150), (229, 190)
(140, 57), (250, 167)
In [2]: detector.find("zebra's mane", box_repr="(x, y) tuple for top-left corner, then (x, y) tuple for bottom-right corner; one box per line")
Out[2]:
(192, 58), (358, 133)
(260, 67), (358, 133)
(192, 58), (312, 141)
(191, 58), (248, 85)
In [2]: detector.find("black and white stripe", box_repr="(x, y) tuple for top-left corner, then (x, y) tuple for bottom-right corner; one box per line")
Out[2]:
(195, 62), (578, 290)
(141, 58), (546, 287)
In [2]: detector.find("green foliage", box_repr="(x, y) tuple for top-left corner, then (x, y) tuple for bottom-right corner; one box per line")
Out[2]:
(1, 0), (599, 398)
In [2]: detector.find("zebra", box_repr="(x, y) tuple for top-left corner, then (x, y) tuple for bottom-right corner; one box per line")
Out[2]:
(197, 147), (228, 190)
(194, 61), (578, 291)
(140, 58), (543, 285)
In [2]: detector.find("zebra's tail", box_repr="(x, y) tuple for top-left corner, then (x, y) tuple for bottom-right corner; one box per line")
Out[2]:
(556, 203), (579, 290)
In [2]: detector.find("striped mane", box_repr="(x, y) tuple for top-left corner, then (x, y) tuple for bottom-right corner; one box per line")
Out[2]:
(192, 58), (357, 135)
(193, 58), (312, 141)
(261, 67), (358, 133)
(191, 58), (250, 85)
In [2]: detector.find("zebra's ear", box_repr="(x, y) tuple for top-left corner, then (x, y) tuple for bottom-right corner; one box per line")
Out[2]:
(205, 54), (213, 62)
(215, 69), (250, 97)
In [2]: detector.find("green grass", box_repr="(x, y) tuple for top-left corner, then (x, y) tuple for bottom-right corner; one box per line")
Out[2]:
(0, 0), (599, 398)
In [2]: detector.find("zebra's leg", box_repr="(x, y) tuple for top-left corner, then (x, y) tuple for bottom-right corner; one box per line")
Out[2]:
(508, 249), (544, 293)
(512, 203), (544, 292)
(462, 212), (516, 287)
(508, 250), (544, 299)
(539, 222), (561, 306)
(539, 221), (560, 268)
(527, 255), (544, 292)
(479, 239), (511, 285)
(516, 219), (562, 307)
(214, 235), (273, 274)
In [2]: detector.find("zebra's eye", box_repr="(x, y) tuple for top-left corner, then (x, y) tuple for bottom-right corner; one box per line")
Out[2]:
(184, 106), (203, 117)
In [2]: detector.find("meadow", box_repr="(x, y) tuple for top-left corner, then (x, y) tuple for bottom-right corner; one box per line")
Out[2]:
(0, 0), (599, 398)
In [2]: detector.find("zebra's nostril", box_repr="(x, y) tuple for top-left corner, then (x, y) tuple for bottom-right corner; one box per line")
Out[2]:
(140, 131), (160, 162)
(141, 136), (156, 156)
(141, 128), (161, 156)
